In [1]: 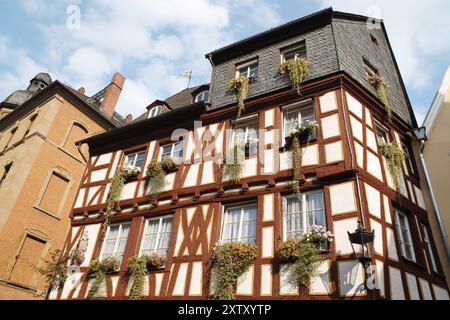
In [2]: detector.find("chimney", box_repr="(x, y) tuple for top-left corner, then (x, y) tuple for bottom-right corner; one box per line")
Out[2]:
(126, 114), (133, 123)
(101, 72), (126, 116)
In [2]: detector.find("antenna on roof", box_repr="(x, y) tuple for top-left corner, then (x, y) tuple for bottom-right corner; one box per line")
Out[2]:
(180, 70), (192, 89)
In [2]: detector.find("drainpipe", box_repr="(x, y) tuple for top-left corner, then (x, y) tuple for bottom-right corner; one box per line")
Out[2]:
(206, 53), (215, 106)
(418, 139), (450, 262)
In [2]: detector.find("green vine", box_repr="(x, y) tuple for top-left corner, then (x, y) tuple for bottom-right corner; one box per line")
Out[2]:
(280, 57), (310, 95)
(222, 144), (245, 184)
(147, 160), (168, 198)
(104, 166), (140, 230)
(369, 75), (392, 122)
(87, 257), (120, 299)
(211, 242), (258, 300)
(229, 76), (249, 118)
(127, 253), (166, 300)
(379, 142), (405, 191)
(35, 249), (68, 297)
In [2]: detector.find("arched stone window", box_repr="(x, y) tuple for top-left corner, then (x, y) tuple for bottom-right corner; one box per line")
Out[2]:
(62, 121), (89, 158)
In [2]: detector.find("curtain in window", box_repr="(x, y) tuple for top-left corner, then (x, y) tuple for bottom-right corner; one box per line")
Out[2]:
(240, 206), (257, 244)
(102, 225), (120, 258)
(142, 219), (159, 255)
(285, 197), (303, 239)
(306, 192), (325, 227)
(156, 217), (173, 254)
(223, 208), (241, 243)
(114, 224), (130, 261)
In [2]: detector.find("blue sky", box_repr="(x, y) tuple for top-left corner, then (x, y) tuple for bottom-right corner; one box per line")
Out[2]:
(1, 0), (449, 124)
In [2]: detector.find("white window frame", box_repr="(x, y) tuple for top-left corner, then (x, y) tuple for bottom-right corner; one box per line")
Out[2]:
(221, 202), (257, 244)
(148, 106), (162, 118)
(282, 99), (316, 140)
(125, 151), (146, 168)
(195, 91), (209, 103)
(374, 121), (390, 144)
(421, 224), (438, 273)
(235, 59), (259, 79)
(230, 115), (259, 153)
(282, 190), (326, 240)
(159, 142), (183, 162)
(280, 42), (306, 63)
(394, 210), (416, 262)
(364, 62), (378, 78)
(99, 222), (131, 262)
(402, 142), (416, 176)
(139, 214), (174, 256)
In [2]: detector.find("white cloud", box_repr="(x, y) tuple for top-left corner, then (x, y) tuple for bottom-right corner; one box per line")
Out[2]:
(316, 0), (450, 90)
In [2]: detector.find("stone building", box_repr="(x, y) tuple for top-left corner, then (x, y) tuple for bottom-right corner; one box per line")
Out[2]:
(54, 9), (448, 300)
(0, 72), (127, 299)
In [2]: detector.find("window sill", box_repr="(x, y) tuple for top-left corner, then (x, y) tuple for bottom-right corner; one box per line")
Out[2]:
(0, 279), (38, 294)
(33, 205), (61, 221)
(279, 137), (318, 152)
(401, 256), (426, 270)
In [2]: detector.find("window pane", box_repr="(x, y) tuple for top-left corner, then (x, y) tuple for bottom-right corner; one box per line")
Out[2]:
(306, 192), (325, 228)
(142, 219), (160, 255)
(135, 152), (145, 168)
(241, 206), (257, 243)
(173, 142), (183, 159)
(286, 197), (303, 239)
(161, 145), (172, 158)
(114, 224), (130, 261)
(156, 217), (173, 254)
(102, 225), (119, 259)
(249, 64), (258, 79)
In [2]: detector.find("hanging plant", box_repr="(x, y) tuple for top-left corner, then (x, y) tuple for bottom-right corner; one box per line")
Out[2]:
(285, 121), (318, 193)
(211, 242), (258, 300)
(280, 57), (310, 95)
(104, 165), (141, 230)
(277, 226), (333, 289)
(87, 257), (120, 299)
(160, 156), (178, 172)
(147, 160), (167, 198)
(229, 76), (249, 118)
(379, 142), (405, 191)
(222, 144), (245, 184)
(35, 249), (68, 296)
(369, 74), (392, 122)
(127, 253), (166, 300)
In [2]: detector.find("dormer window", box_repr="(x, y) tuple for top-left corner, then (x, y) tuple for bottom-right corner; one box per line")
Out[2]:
(364, 59), (378, 79)
(281, 41), (306, 63)
(236, 59), (259, 81)
(195, 91), (209, 103)
(148, 105), (162, 118)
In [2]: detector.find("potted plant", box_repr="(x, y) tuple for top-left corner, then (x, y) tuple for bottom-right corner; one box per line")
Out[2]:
(35, 249), (69, 297)
(379, 142), (405, 191)
(284, 121), (317, 149)
(229, 76), (249, 118)
(303, 225), (334, 252)
(147, 160), (167, 197)
(368, 74), (392, 122)
(122, 164), (141, 180)
(144, 252), (167, 270)
(222, 144), (246, 184)
(160, 156), (178, 172)
(280, 57), (310, 95)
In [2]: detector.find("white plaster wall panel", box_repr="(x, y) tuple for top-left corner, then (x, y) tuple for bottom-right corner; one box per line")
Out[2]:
(354, 142), (364, 168)
(108, 152), (121, 179)
(418, 278), (432, 300)
(407, 181), (416, 204)
(338, 260), (366, 297)
(137, 180), (146, 198)
(280, 151), (290, 171)
(70, 226), (80, 243)
(192, 126), (205, 160)
(365, 107), (373, 128)
(279, 264), (298, 295)
(432, 285), (450, 300)
(155, 273), (164, 296)
(243, 157), (258, 178)
(366, 128), (378, 153)
(365, 183), (381, 219)
(382, 158), (395, 189)
(61, 272), (83, 299)
(383, 195), (392, 224)
(183, 164), (200, 187)
(87, 186), (101, 204)
(262, 227), (274, 258)
(310, 260), (331, 295)
(172, 263), (189, 296)
(74, 188), (86, 208)
(96, 153), (112, 166)
(214, 126), (225, 157)
(174, 222), (184, 257)
(144, 141), (157, 168)
(81, 223), (101, 267)
(302, 144), (319, 166)
(189, 262), (203, 296)
(120, 181), (137, 200)
(85, 277), (106, 298)
(389, 267), (405, 300)
(350, 116), (363, 142)
(48, 287), (58, 300)
(393, 131), (401, 144)
(346, 92), (363, 119)
(162, 172), (175, 191)
(265, 109), (274, 127)
(236, 265), (254, 295)
(333, 218), (359, 255)
(90, 168), (108, 183)
(263, 149), (275, 175)
(325, 141), (343, 163)
(414, 186), (426, 210)
(375, 260), (385, 297)
(263, 194), (274, 221)
(184, 132), (196, 163)
(321, 114), (340, 139)
(386, 228), (398, 262)
(405, 273), (420, 300)
(370, 219), (383, 256)
(367, 151), (383, 181)
(264, 129), (274, 145)
(260, 264), (272, 296)
(329, 182), (357, 215)
(102, 184), (111, 204)
(111, 276), (120, 296)
(319, 91), (337, 114)
(201, 161), (215, 185)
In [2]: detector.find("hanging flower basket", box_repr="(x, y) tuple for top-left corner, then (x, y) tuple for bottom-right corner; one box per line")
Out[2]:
(280, 57), (311, 95)
(146, 160), (167, 197)
(284, 121), (317, 150)
(379, 142), (405, 191)
(222, 144), (246, 184)
(160, 156), (178, 172)
(229, 76), (249, 118)
(122, 165), (141, 180)
(368, 74), (392, 122)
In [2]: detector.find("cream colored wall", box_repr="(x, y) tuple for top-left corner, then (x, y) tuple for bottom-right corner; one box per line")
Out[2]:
(0, 94), (109, 299)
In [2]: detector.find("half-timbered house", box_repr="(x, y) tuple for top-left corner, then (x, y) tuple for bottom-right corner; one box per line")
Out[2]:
(53, 8), (449, 300)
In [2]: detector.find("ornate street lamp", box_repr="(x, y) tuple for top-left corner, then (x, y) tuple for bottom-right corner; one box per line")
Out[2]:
(348, 220), (375, 290)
